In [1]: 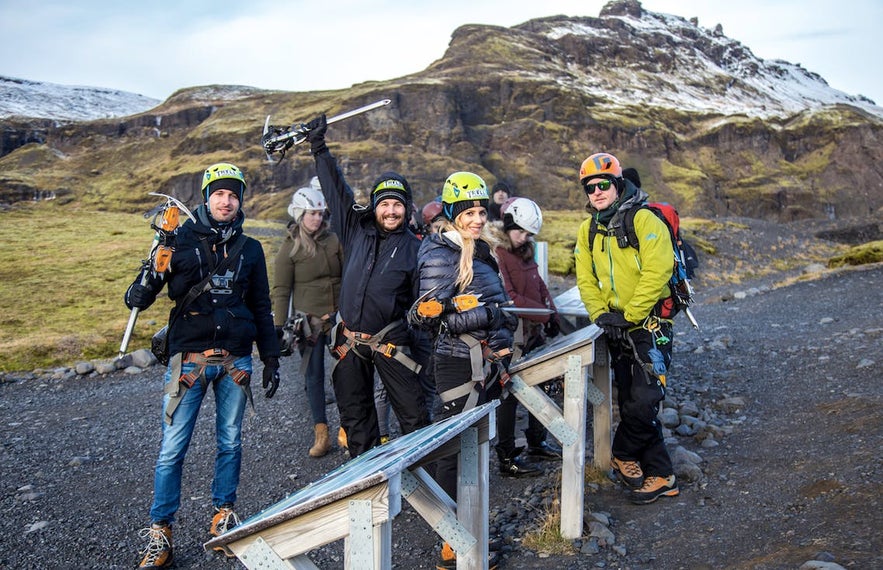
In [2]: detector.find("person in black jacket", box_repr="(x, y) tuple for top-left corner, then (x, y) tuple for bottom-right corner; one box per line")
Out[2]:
(125, 162), (280, 568)
(304, 114), (429, 458)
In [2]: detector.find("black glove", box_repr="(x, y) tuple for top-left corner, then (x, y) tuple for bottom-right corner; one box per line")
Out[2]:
(544, 315), (561, 338)
(594, 312), (633, 342)
(487, 305), (519, 331)
(262, 356), (280, 398)
(124, 282), (155, 310)
(305, 114), (328, 155)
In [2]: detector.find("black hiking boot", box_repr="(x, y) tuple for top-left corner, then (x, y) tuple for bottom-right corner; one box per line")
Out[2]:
(497, 446), (542, 478)
(527, 440), (562, 460)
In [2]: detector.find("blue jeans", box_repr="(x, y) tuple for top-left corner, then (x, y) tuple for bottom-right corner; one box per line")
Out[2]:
(149, 355), (251, 524)
(301, 333), (328, 424)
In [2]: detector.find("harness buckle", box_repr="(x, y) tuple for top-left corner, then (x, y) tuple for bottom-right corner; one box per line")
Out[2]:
(380, 343), (397, 358)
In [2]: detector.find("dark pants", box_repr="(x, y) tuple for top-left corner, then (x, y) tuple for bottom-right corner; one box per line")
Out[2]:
(609, 325), (674, 477)
(431, 354), (489, 501)
(300, 332), (328, 425)
(332, 343), (429, 458)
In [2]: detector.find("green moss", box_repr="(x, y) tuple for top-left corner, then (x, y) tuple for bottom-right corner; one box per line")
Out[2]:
(827, 240), (883, 267)
(659, 160), (708, 210)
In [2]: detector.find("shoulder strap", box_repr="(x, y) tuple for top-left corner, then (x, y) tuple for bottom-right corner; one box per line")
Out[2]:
(168, 234), (247, 328)
(588, 217), (599, 253)
(623, 206), (642, 250)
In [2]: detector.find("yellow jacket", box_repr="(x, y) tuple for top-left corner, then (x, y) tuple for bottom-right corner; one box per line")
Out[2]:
(575, 208), (673, 324)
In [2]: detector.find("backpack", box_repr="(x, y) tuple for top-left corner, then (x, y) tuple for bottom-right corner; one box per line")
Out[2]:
(589, 202), (698, 326)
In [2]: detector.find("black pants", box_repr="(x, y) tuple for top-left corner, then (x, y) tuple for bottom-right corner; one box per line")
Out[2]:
(495, 392), (547, 457)
(609, 325), (674, 477)
(431, 354), (489, 501)
(332, 344), (429, 458)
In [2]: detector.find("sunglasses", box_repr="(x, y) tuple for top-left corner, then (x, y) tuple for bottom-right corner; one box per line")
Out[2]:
(584, 179), (614, 195)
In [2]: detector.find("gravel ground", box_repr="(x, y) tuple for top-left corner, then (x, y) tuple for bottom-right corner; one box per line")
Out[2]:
(2, 220), (881, 569)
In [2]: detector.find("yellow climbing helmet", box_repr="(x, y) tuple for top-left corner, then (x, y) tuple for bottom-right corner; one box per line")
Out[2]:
(441, 171), (489, 221)
(201, 162), (247, 202)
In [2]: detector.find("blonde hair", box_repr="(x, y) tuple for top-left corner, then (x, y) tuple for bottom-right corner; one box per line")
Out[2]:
(288, 215), (328, 259)
(440, 213), (501, 292)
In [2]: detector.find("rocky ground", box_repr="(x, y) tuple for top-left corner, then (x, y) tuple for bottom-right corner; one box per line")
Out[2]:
(1, 218), (881, 569)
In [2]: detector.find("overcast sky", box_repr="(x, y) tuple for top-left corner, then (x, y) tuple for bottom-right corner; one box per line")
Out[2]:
(1, 0), (880, 105)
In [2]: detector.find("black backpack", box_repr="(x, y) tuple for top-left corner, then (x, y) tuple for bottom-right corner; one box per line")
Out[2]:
(588, 202), (698, 326)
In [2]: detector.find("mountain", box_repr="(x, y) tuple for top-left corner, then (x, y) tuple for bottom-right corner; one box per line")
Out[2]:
(1, 0), (881, 222)
(0, 75), (161, 121)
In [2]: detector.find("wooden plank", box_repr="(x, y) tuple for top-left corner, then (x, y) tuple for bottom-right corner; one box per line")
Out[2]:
(225, 483), (391, 561)
(592, 336), (613, 469)
(514, 343), (595, 387)
(508, 374), (577, 446)
(207, 403), (498, 549)
(509, 325), (601, 374)
(400, 469), (458, 531)
(560, 355), (588, 539)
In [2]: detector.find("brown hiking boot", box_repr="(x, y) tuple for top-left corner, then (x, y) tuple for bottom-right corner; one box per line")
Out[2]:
(611, 456), (644, 489)
(210, 505), (241, 557)
(338, 427), (348, 449)
(309, 423), (330, 457)
(137, 522), (172, 568)
(628, 475), (679, 504)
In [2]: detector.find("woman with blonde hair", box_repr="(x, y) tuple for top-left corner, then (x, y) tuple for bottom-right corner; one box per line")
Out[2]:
(411, 171), (518, 569)
(272, 179), (343, 458)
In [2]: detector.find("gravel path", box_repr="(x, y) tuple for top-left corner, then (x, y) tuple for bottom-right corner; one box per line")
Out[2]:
(2, 261), (881, 568)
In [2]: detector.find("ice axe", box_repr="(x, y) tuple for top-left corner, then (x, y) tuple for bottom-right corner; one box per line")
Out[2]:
(261, 98), (391, 163)
(118, 193), (195, 358)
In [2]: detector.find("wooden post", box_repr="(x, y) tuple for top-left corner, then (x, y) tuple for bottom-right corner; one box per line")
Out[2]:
(591, 336), (612, 468)
(560, 354), (588, 538)
(457, 426), (488, 570)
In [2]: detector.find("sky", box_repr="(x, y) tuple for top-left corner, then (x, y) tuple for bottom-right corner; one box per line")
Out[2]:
(0, 0), (880, 105)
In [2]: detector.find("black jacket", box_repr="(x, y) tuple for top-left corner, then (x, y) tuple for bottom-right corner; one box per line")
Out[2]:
(416, 231), (515, 359)
(313, 149), (420, 344)
(136, 206), (279, 359)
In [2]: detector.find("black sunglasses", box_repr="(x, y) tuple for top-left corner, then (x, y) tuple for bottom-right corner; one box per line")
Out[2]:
(584, 179), (614, 195)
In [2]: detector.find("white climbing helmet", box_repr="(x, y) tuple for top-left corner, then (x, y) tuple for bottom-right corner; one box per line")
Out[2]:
(288, 186), (327, 220)
(501, 197), (543, 235)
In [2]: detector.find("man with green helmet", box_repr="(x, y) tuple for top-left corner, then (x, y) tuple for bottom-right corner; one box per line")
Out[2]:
(126, 162), (280, 568)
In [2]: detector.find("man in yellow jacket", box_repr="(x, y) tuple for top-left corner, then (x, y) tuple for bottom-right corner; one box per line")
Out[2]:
(574, 152), (679, 504)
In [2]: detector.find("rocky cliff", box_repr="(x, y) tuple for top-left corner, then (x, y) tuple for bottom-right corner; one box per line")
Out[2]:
(1, 0), (881, 221)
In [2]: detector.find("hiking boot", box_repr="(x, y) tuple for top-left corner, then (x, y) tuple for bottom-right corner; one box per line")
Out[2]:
(611, 456), (644, 489)
(435, 541), (499, 570)
(527, 440), (562, 460)
(497, 446), (542, 478)
(309, 423), (330, 457)
(209, 504), (241, 558)
(436, 541), (456, 570)
(628, 475), (679, 504)
(137, 522), (173, 568)
(337, 427), (347, 449)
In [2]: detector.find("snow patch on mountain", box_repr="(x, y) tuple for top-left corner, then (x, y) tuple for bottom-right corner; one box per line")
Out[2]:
(0, 76), (161, 121)
(543, 11), (881, 120)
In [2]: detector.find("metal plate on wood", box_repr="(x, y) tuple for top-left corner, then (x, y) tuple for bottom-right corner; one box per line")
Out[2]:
(240, 537), (296, 570)
(348, 499), (374, 568)
(509, 325), (601, 373)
